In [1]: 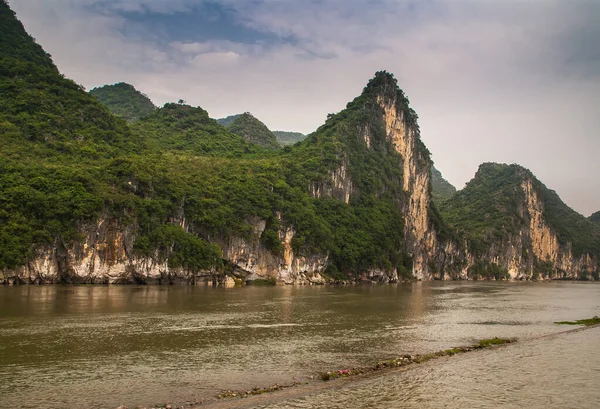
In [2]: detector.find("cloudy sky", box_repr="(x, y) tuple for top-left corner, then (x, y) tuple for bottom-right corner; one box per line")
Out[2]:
(10, 0), (600, 216)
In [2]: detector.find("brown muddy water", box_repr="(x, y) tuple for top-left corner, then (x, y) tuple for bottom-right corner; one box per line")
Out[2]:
(0, 282), (599, 408)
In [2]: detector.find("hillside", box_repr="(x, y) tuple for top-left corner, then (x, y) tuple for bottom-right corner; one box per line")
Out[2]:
(218, 116), (307, 146)
(131, 103), (255, 157)
(273, 131), (307, 146)
(431, 166), (456, 203)
(0, 0), (139, 271)
(1, 0), (597, 284)
(90, 83), (156, 122)
(216, 114), (241, 127)
(440, 163), (600, 279)
(590, 212), (600, 224)
(0, 0), (54, 69)
(224, 113), (280, 150)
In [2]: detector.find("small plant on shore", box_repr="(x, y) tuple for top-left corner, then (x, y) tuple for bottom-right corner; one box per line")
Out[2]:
(477, 337), (515, 348)
(555, 316), (600, 326)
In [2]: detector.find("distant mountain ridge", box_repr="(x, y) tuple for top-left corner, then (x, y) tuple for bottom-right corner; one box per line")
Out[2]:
(217, 115), (307, 146)
(89, 83), (156, 122)
(431, 166), (456, 203)
(216, 114), (241, 128)
(226, 112), (280, 150)
(273, 131), (307, 146)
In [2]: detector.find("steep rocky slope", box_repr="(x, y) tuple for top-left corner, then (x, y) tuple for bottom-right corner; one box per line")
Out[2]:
(90, 83), (156, 122)
(440, 163), (599, 280)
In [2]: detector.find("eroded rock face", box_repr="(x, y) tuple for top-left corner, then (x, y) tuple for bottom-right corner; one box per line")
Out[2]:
(310, 156), (353, 204)
(448, 175), (598, 281)
(2, 215), (328, 285)
(376, 94), (445, 280)
(494, 178), (596, 280)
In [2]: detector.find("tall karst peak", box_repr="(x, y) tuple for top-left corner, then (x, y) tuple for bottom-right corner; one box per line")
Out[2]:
(440, 162), (599, 280)
(312, 70), (454, 280)
(90, 82), (157, 123)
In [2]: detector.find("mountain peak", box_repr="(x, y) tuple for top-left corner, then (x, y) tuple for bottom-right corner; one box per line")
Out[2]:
(90, 83), (156, 122)
(217, 112), (280, 150)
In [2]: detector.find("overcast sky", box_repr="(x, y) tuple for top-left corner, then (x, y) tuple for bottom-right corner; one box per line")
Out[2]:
(10, 0), (600, 216)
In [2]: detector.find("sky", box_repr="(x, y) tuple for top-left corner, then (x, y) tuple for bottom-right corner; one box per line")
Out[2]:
(10, 0), (600, 216)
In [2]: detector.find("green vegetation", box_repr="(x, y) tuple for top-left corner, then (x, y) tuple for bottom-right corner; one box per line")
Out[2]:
(226, 112), (280, 150)
(537, 181), (600, 258)
(318, 337), (516, 382)
(555, 316), (600, 326)
(2, 0), (596, 281)
(131, 103), (256, 157)
(0, 2), (430, 280)
(273, 131), (307, 146)
(468, 261), (510, 280)
(89, 82), (156, 122)
(590, 211), (600, 224)
(216, 113), (241, 127)
(431, 166), (456, 203)
(0, 0), (54, 69)
(440, 163), (600, 259)
(439, 163), (527, 253)
(477, 337), (514, 347)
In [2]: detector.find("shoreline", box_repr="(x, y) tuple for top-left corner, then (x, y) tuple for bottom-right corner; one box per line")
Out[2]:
(2, 277), (596, 287)
(119, 323), (599, 409)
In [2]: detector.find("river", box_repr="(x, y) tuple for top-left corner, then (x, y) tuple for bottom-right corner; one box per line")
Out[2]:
(0, 282), (598, 408)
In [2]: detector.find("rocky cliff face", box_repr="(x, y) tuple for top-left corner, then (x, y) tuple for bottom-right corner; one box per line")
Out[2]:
(495, 178), (596, 280)
(373, 84), (460, 280)
(2, 213), (328, 285)
(310, 156), (353, 204)
(440, 163), (599, 281)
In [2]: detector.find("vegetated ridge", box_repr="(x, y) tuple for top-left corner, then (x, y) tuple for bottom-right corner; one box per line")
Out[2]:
(225, 112), (280, 150)
(431, 166), (456, 203)
(1, 0), (598, 284)
(217, 115), (307, 147)
(273, 131), (307, 146)
(89, 83), (156, 122)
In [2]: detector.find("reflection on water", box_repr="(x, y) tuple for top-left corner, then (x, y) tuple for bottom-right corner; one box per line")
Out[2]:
(0, 282), (599, 408)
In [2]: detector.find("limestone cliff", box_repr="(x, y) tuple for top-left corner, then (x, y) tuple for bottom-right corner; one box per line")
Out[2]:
(440, 163), (599, 280)
(2, 213), (328, 285)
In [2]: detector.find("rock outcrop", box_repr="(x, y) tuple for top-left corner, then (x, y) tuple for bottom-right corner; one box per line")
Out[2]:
(2, 215), (328, 285)
(440, 163), (599, 281)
